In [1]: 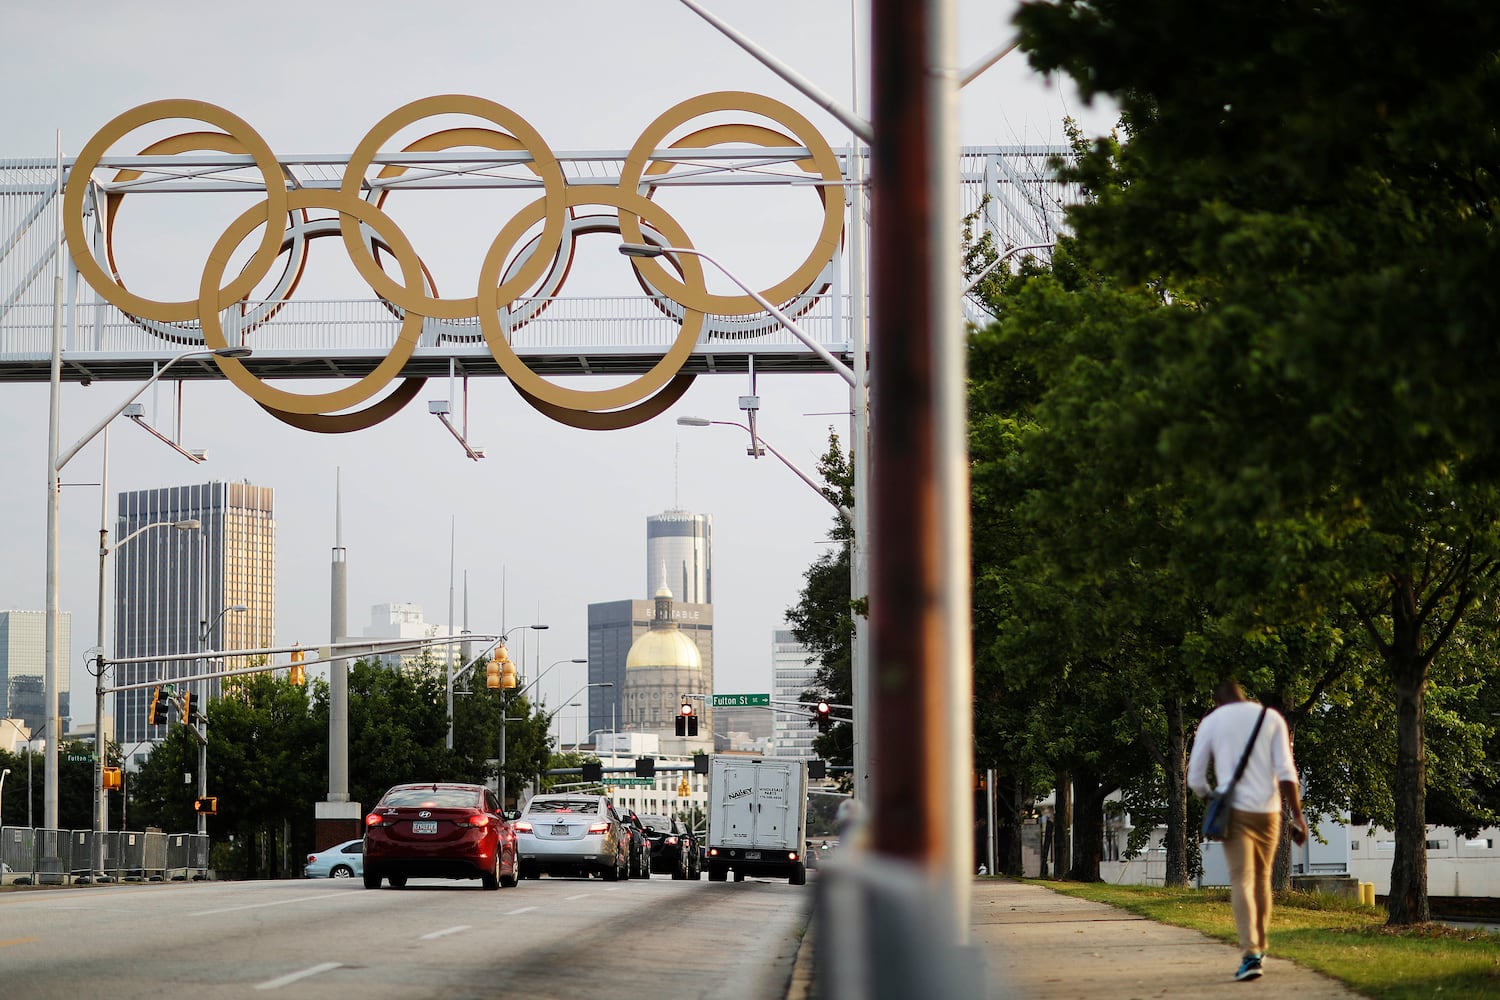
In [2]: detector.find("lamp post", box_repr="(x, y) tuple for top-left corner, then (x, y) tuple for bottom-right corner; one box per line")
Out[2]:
(92, 516), (200, 859)
(44, 344), (252, 830)
(0, 768), (9, 825)
(676, 416), (852, 521)
(449, 623), (545, 750)
(195, 602), (247, 836)
(491, 653), (591, 808)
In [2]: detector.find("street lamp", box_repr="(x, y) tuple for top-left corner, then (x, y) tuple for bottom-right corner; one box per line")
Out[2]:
(0, 768), (9, 825)
(195, 602), (248, 836)
(44, 343), (252, 830)
(624, 242), (874, 808)
(92, 516), (200, 855)
(448, 623), (546, 750)
(676, 416), (852, 521)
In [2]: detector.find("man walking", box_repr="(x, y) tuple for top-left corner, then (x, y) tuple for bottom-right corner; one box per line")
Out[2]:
(1188, 679), (1308, 982)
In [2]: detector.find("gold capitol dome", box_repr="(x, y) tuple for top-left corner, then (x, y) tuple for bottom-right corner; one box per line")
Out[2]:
(626, 581), (703, 671)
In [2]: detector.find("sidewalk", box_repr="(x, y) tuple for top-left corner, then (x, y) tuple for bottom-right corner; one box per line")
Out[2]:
(970, 879), (1365, 999)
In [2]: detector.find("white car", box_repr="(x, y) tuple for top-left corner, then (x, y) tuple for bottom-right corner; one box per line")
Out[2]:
(514, 793), (627, 880)
(304, 839), (364, 879)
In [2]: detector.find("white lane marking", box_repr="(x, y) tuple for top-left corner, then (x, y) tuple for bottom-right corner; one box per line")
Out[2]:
(420, 925), (471, 940)
(504, 906), (538, 915)
(564, 893), (592, 900)
(190, 893), (360, 917)
(255, 962), (343, 990)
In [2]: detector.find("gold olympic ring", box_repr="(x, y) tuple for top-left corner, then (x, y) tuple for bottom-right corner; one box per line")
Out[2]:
(512, 374), (696, 431)
(64, 99), (289, 324)
(341, 96), (568, 320)
(258, 377), (427, 434)
(200, 188), (425, 415)
(478, 185), (706, 412)
(619, 91), (844, 316)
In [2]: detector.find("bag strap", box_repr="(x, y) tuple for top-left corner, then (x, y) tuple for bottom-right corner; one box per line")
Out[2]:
(1224, 706), (1269, 794)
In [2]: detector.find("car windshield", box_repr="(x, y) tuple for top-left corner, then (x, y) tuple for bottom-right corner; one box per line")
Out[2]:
(639, 815), (670, 831)
(528, 798), (599, 814)
(381, 787), (479, 809)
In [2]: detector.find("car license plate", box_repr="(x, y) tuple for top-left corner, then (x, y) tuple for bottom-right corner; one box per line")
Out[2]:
(746, 851), (761, 860)
(412, 820), (438, 834)
(552, 824), (569, 836)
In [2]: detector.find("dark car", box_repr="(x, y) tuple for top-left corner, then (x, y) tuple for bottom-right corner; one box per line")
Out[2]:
(640, 813), (700, 880)
(614, 805), (652, 879)
(363, 782), (519, 890)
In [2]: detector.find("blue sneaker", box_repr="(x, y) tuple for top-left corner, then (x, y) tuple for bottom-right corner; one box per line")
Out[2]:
(1234, 955), (1264, 981)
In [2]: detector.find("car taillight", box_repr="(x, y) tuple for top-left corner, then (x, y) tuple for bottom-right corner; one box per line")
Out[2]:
(513, 821), (533, 832)
(364, 813), (392, 828)
(707, 847), (719, 857)
(307, 854), (317, 863)
(665, 836), (678, 845)
(454, 812), (490, 828)
(588, 823), (610, 834)
(789, 851), (799, 861)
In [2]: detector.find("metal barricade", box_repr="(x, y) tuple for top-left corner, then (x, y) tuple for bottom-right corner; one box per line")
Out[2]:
(0, 826), (209, 884)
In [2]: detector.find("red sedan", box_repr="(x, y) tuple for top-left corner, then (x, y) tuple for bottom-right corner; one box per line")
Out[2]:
(363, 782), (518, 890)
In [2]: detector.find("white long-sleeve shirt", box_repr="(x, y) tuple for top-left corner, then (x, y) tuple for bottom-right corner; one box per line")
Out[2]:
(1187, 700), (1299, 814)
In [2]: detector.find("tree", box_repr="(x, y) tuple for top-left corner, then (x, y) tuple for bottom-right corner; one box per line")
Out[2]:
(786, 430), (857, 780)
(1015, 0), (1500, 923)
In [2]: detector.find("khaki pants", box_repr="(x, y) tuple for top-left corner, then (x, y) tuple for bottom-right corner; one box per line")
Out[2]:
(1223, 810), (1280, 956)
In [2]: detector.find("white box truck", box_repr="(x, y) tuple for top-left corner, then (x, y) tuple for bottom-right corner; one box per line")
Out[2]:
(703, 755), (809, 884)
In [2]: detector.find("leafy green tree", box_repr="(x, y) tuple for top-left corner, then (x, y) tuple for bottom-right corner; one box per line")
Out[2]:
(1014, 0), (1500, 923)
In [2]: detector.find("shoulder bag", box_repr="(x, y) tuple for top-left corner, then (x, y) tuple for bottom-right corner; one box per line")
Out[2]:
(1201, 706), (1268, 842)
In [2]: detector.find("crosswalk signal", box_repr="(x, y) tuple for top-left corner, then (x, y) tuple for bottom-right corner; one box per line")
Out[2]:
(289, 646), (306, 686)
(193, 796), (218, 815)
(103, 766), (123, 790)
(148, 687), (168, 726)
(581, 760), (603, 782)
(635, 756), (656, 779)
(675, 701), (698, 737)
(815, 701), (832, 733)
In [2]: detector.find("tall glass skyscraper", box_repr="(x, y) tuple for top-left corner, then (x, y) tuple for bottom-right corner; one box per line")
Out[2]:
(113, 481), (276, 748)
(772, 627), (817, 759)
(0, 609), (71, 739)
(645, 509), (712, 605)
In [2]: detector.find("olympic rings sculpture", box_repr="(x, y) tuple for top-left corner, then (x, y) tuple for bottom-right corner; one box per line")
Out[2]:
(64, 92), (846, 433)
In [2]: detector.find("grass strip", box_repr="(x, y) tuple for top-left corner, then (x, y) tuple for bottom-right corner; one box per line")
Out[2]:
(1029, 880), (1500, 1000)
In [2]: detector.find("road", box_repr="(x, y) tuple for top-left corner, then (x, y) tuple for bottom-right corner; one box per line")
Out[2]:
(0, 873), (811, 999)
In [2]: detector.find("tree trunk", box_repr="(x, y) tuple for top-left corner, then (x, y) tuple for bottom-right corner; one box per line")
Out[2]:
(1387, 627), (1430, 923)
(1069, 767), (1105, 882)
(1053, 770), (1072, 880)
(1006, 784), (1026, 876)
(1163, 698), (1190, 888)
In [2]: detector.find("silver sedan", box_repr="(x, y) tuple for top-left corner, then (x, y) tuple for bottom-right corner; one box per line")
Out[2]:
(514, 793), (627, 880)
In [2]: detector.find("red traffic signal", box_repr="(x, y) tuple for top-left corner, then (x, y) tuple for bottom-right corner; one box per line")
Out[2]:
(675, 701), (698, 737)
(815, 701), (832, 733)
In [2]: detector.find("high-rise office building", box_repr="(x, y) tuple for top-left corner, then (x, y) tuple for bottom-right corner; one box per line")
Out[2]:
(113, 481), (275, 748)
(0, 610), (71, 740)
(646, 509), (712, 605)
(772, 627), (818, 759)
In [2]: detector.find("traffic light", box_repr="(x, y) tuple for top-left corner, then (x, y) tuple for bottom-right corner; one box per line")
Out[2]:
(693, 753), (710, 775)
(289, 646), (306, 686)
(581, 760), (603, 782)
(635, 756), (656, 778)
(181, 692), (193, 725)
(675, 701), (698, 737)
(488, 646), (517, 691)
(102, 766), (123, 790)
(815, 701), (832, 733)
(148, 687), (168, 726)
(193, 796), (218, 815)
(677, 777), (691, 797)
(808, 759), (827, 780)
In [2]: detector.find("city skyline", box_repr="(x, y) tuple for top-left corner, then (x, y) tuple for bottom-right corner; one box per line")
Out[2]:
(0, 1), (1116, 733)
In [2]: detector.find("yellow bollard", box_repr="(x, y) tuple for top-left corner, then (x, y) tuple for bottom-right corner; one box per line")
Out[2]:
(1360, 881), (1376, 906)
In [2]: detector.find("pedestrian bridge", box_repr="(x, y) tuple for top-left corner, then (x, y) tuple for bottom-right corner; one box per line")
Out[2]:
(0, 93), (1072, 430)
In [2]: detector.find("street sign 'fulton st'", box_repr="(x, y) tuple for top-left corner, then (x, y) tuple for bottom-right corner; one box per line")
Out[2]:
(711, 694), (770, 707)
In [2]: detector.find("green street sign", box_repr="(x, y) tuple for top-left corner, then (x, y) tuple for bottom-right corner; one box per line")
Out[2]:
(607, 777), (656, 786)
(66, 754), (95, 763)
(711, 693), (770, 707)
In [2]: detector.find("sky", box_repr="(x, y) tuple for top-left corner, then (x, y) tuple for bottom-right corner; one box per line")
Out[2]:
(0, 0), (1115, 746)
